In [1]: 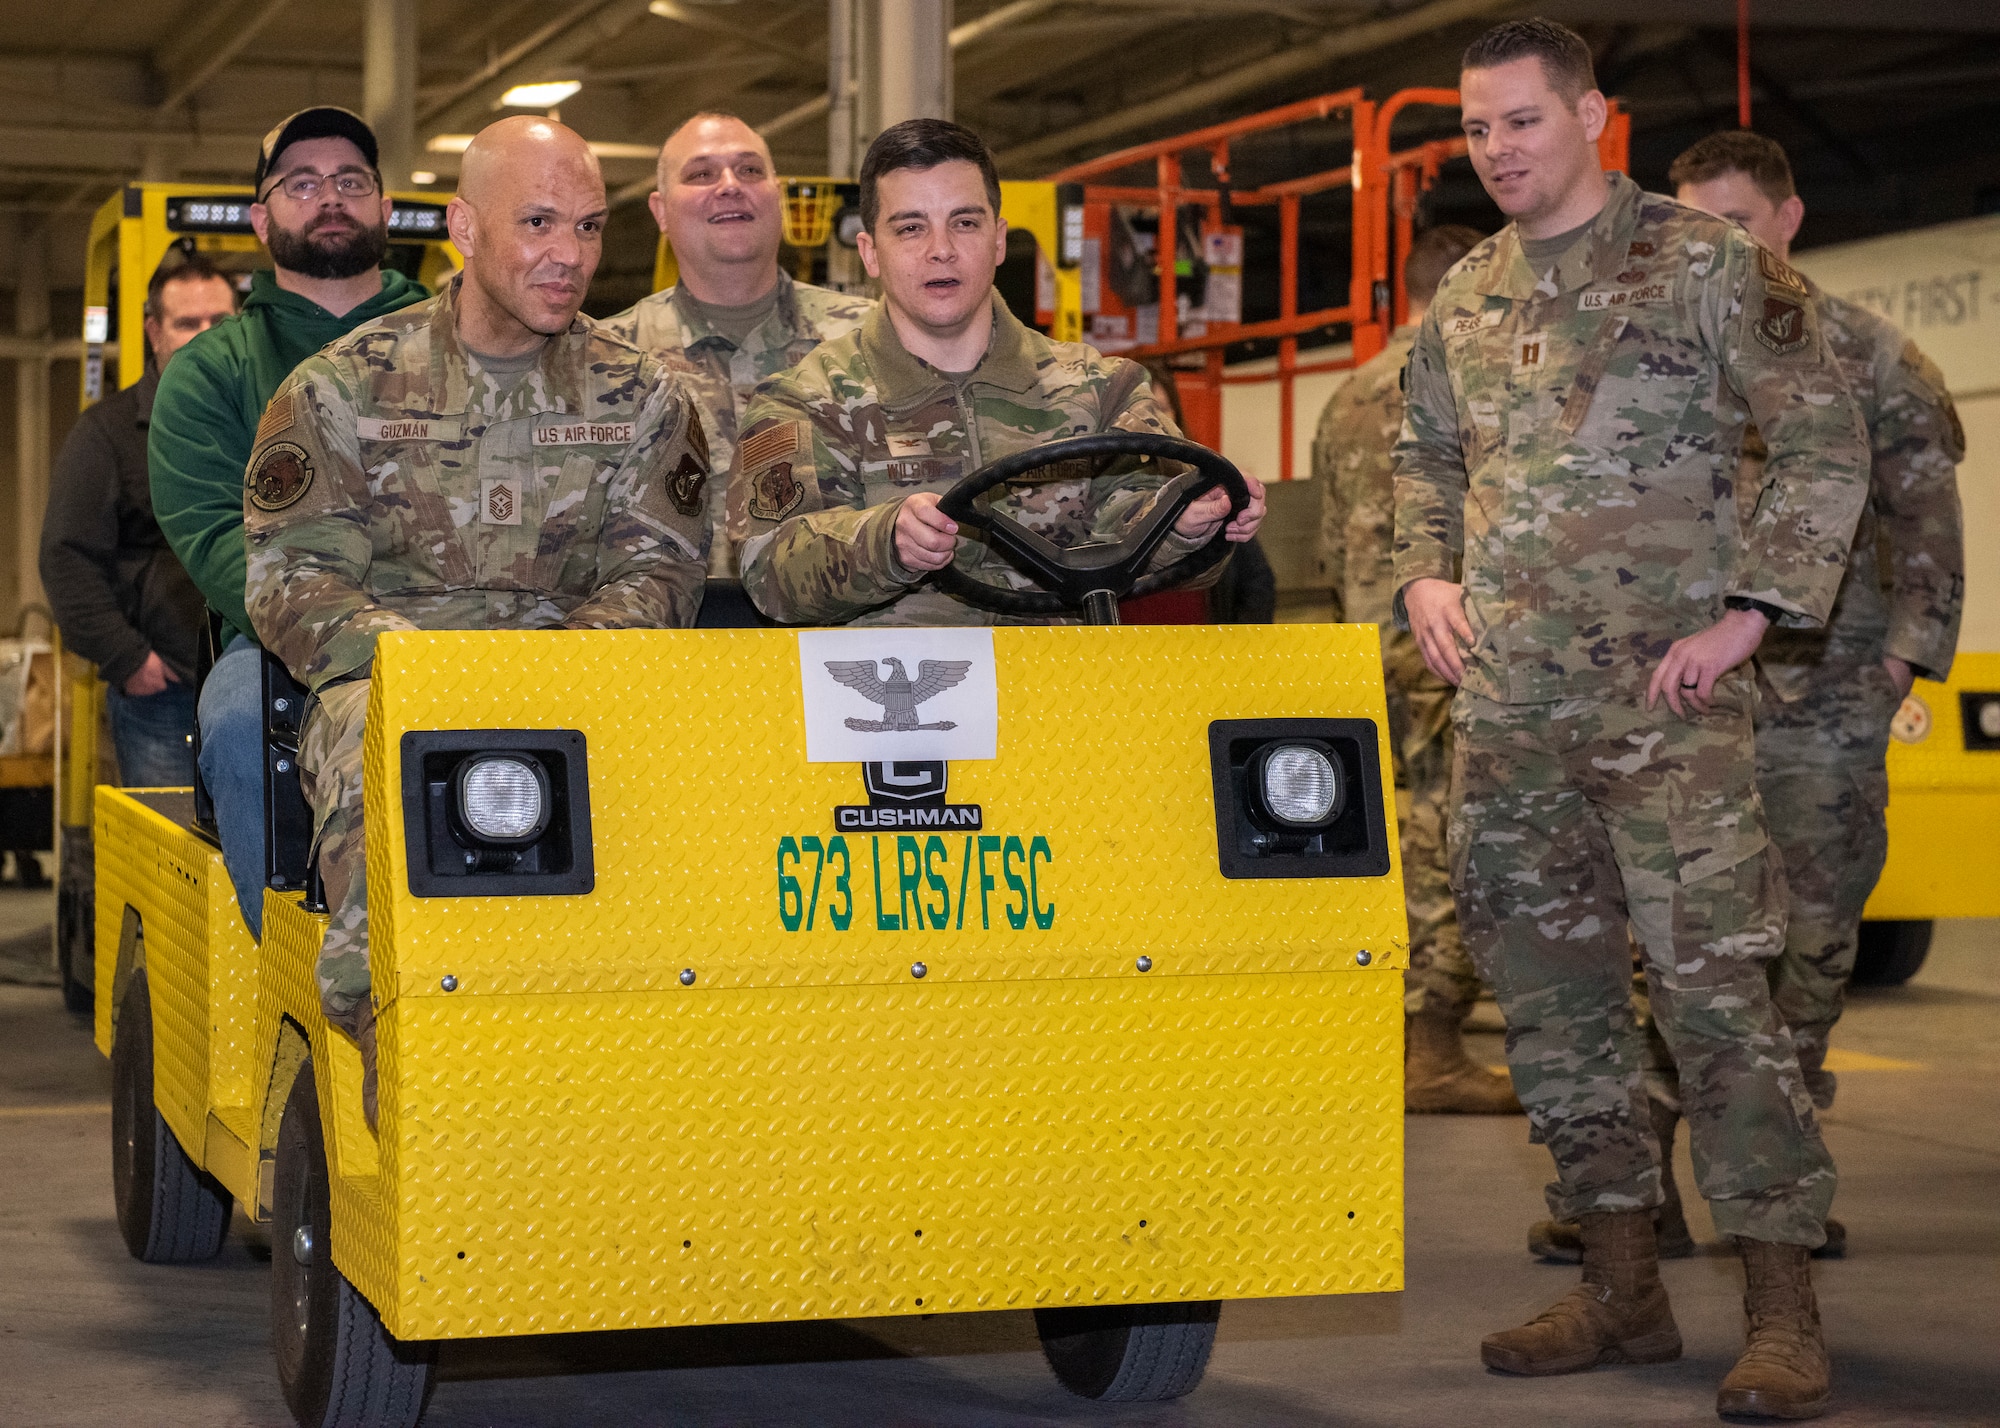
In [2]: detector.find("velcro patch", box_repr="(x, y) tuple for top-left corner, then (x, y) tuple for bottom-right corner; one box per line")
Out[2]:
(1757, 245), (1809, 296)
(887, 434), (932, 457)
(737, 422), (798, 477)
(668, 452), (707, 518)
(1755, 297), (1809, 355)
(255, 391), (295, 446)
(747, 462), (804, 522)
(1445, 309), (1505, 339)
(248, 442), (314, 512)
(684, 408), (710, 469)
(357, 416), (435, 441)
(480, 477), (522, 525)
(533, 421), (635, 446)
(1579, 282), (1669, 311)
(1628, 240), (1656, 259)
(1513, 334), (1547, 372)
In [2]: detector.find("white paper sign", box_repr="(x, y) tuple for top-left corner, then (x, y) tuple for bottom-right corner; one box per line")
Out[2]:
(798, 628), (998, 763)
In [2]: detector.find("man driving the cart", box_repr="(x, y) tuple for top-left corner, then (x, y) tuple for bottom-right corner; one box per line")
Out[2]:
(731, 118), (1266, 626)
(242, 117), (711, 1123)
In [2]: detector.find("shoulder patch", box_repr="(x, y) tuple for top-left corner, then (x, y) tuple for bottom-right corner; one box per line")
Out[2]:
(1757, 245), (1810, 296)
(255, 390), (295, 446)
(747, 462), (804, 522)
(684, 407), (710, 469)
(668, 452), (707, 518)
(248, 442), (315, 512)
(1754, 297), (1810, 355)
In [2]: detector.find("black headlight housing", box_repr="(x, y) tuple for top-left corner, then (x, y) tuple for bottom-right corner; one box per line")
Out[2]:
(401, 729), (593, 896)
(1209, 718), (1389, 879)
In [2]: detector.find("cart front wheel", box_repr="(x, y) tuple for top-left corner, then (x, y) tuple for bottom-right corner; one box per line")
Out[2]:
(271, 1062), (434, 1428)
(1034, 1299), (1221, 1401)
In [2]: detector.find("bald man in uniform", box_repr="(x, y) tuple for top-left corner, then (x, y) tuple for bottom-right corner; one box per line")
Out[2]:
(244, 117), (711, 1124)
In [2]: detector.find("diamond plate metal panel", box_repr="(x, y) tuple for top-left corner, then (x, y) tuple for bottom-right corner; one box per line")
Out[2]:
(363, 625), (1408, 1006)
(377, 971), (1402, 1340)
(92, 789), (265, 1207)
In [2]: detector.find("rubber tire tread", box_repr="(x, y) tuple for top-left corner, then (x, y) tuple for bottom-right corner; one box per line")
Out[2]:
(1850, 919), (1932, 988)
(111, 973), (231, 1263)
(1034, 1299), (1221, 1402)
(273, 1065), (433, 1428)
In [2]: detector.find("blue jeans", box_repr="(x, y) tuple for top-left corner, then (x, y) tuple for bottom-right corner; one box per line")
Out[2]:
(197, 635), (268, 940)
(107, 683), (196, 788)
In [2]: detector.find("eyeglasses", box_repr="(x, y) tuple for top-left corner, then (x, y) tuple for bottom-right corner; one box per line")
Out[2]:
(259, 168), (381, 204)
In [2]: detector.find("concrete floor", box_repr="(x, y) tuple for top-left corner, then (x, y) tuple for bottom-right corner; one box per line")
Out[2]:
(3, 907), (1995, 1428)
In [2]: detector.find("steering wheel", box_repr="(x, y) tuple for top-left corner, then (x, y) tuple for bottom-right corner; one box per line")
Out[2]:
(931, 431), (1251, 625)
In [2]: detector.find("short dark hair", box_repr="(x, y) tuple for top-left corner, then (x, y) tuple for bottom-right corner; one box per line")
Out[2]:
(859, 118), (1003, 232)
(144, 249), (234, 318)
(1668, 130), (1796, 206)
(1404, 224), (1484, 304)
(1462, 18), (1597, 106)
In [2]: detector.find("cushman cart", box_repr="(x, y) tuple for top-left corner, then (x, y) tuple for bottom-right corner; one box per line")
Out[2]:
(95, 436), (1406, 1426)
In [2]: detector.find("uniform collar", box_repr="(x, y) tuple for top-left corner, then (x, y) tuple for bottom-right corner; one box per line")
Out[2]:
(427, 273), (592, 417)
(860, 292), (1041, 413)
(1478, 171), (1644, 301)
(667, 269), (803, 353)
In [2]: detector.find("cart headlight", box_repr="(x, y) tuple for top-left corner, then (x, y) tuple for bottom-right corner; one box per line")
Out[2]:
(1255, 743), (1342, 827)
(456, 755), (549, 844)
(1208, 720), (1389, 880)
(401, 730), (593, 897)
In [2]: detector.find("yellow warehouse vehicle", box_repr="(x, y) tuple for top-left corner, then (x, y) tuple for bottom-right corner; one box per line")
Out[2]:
(55, 183), (461, 1011)
(1797, 217), (2000, 984)
(93, 437), (1406, 1426)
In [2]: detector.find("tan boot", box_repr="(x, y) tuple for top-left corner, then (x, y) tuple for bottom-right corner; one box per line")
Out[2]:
(1482, 1210), (1683, 1375)
(1530, 1097), (1696, 1261)
(1716, 1238), (1830, 1420)
(1405, 1008), (1522, 1114)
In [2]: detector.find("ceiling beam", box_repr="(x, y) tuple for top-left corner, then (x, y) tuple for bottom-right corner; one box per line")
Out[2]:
(154, 0), (296, 114)
(991, 0), (1521, 174)
(0, 124), (263, 177)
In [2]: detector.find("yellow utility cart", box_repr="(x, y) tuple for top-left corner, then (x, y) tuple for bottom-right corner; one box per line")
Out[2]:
(93, 437), (1406, 1425)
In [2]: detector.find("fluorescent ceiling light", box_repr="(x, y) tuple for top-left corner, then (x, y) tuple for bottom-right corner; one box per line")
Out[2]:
(426, 135), (473, 154)
(410, 170), (438, 185)
(500, 80), (582, 108)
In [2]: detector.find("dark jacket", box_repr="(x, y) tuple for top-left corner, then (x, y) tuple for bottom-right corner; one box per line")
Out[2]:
(39, 371), (206, 687)
(150, 268), (428, 646)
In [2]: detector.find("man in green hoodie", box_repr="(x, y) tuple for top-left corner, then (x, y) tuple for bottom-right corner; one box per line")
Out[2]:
(151, 107), (427, 939)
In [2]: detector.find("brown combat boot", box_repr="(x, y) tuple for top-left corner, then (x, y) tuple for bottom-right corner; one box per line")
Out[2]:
(1405, 1008), (1522, 1114)
(1482, 1210), (1683, 1375)
(1716, 1238), (1831, 1420)
(1530, 1097), (1696, 1261)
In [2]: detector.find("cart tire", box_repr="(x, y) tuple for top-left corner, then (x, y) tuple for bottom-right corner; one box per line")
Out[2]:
(1851, 920), (1933, 988)
(57, 873), (92, 1015)
(272, 1063), (434, 1428)
(110, 973), (231, 1262)
(1034, 1299), (1221, 1401)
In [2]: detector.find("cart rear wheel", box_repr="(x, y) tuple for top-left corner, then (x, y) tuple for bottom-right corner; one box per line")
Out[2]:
(1034, 1299), (1221, 1401)
(1851, 920), (1932, 988)
(272, 1062), (433, 1428)
(110, 972), (231, 1262)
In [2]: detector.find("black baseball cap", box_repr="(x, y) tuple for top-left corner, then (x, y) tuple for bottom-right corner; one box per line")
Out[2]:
(254, 107), (380, 195)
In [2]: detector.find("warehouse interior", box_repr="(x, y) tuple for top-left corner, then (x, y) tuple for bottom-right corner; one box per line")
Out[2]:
(1, 3), (1997, 1426)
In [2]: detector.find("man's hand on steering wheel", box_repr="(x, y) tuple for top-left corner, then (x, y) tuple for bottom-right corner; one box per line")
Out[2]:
(1173, 475), (1267, 545)
(895, 492), (960, 572)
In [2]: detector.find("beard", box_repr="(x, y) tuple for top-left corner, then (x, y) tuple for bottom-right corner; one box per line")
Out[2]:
(265, 210), (390, 280)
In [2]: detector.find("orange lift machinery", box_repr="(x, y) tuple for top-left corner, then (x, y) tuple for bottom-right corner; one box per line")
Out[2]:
(1047, 88), (1631, 471)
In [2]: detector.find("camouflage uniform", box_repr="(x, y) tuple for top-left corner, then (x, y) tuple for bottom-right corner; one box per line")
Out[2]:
(1314, 323), (1482, 1020)
(244, 276), (710, 1033)
(734, 293), (1214, 626)
(1645, 285), (1965, 1117)
(1393, 173), (1871, 1247)
(601, 273), (871, 575)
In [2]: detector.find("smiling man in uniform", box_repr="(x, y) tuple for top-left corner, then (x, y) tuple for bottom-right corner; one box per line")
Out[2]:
(602, 112), (870, 573)
(1393, 19), (1870, 1419)
(243, 117), (710, 1126)
(732, 118), (1264, 627)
